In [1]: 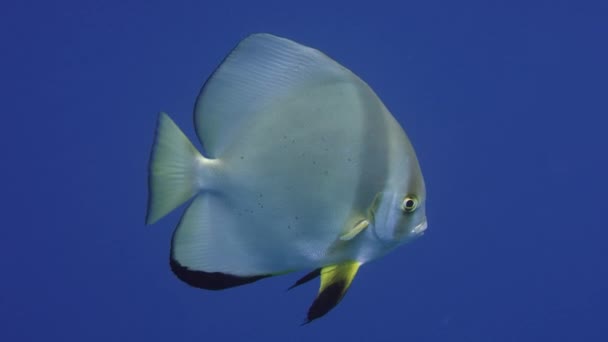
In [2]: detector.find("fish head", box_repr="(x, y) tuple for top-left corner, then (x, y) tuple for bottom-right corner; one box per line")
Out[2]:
(370, 176), (427, 245)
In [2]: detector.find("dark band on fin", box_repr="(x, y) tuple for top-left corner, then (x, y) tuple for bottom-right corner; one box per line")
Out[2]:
(304, 281), (347, 324)
(170, 257), (270, 290)
(288, 268), (321, 290)
(302, 261), (361, 324)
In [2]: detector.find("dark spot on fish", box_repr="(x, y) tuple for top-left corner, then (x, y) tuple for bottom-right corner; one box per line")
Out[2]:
(240, 156), (245, 160)
(347, 157), (352, 162)
(323, 170), (329, 176)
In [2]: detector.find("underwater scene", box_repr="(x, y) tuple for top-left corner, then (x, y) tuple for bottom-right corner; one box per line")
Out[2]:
(2, 1), (607, 341)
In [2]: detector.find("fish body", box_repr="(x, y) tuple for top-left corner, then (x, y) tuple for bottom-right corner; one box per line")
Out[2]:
(146, 33), (427, 323)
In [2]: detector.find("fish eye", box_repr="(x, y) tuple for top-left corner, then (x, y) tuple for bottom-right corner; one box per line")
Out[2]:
(401, 196), (418, 213)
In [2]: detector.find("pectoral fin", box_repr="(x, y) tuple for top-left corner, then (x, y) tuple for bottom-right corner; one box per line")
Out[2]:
(339, 219), (370, 241)
(304, 261), (361, 324)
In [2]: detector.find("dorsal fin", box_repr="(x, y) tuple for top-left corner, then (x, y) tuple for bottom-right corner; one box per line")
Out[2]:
(193, 33), (355, 157)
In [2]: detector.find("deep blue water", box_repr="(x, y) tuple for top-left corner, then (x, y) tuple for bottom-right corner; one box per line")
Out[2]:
(2, 1), (607, 341)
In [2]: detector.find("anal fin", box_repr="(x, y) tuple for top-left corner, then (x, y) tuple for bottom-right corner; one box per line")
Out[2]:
(304, 261), (361, 324)
(170, 257), (270, 290)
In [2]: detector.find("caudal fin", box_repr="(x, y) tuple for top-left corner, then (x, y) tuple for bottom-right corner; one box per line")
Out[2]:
(146, 112), (202, 224)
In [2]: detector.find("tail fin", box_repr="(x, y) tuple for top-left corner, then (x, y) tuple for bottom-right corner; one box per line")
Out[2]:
(146, 112), (203, 224)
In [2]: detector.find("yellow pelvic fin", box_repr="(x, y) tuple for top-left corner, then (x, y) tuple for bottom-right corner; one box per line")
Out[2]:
(339, 219), (370, 241)
(304, 261), (361, 324)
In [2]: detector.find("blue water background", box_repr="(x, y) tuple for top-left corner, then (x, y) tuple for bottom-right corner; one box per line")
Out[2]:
(2, 1), (607, 341)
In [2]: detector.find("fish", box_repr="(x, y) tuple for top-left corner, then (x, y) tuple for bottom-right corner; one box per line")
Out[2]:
(146, 33), (427, 324)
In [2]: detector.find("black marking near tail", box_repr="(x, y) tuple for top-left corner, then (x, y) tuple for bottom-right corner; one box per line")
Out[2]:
(304, 281), (348, 324)
(288, 268), (321, 290)
(170, 257), (270, 290)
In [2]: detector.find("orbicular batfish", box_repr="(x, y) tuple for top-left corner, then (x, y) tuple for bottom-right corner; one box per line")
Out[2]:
(146, 33), (428, 324)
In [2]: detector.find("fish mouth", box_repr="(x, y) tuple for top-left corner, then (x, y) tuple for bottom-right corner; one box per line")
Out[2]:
(411, 219), (428, 236)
